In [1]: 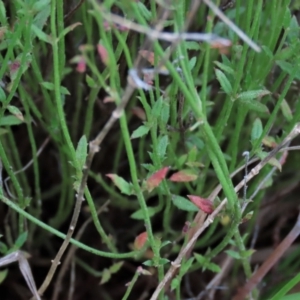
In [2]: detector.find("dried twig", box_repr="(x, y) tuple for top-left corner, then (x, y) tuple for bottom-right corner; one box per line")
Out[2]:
(202, 0), (260, 52)
(0, 251), (40, 300)
(4, 137), (50, 199)
(233, 212), (300, 300)
(51, 201), (110, 300)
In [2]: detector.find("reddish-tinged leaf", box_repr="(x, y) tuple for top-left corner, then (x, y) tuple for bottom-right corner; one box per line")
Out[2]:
(76, 57), (86, 73)
(103, 21), (114, 31)
(97, 43), (109, 66)
(146, 167), (169, 192)
(262, 136), (277, 148)
(103, 96), (115, 103)
(187, 195), (214, 214)
(137, 266), (151, 275)
(280, 151), (288, 165)
(210, 38), (232, 54)
(106, 174), (133, 195)
(134, 232), (148, 250)
(169, 169), (197, 182)
(9, 61), (21, 80)
(182, 221), (191, 233)
(139, 50), (155, 65)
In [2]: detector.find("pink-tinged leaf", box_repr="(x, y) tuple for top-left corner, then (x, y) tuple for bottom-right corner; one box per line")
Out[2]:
(137, 266), (151, 275)
(134, 232), (148, 250)
(279, 151), (288, 166)
(103, 21), (114, 31)
(210, 38), (232, 54)
(9, 61), (21, 80)
(116, 24), (129, 32)
(76, 57), (86, 73)
(131, 107), (146, 121)
(262, 136), (277, 148)
(146, 167), (169, 192)
(169, 169), (198, 182)
(97, 43), (109, 66)
(187, 195), (214, 214)
(106, 174), (133, 195)
(268, 157), (282, 172)
(103, 96), (115, 103)
(182, 221), (191, 233)
(139, 50), (155, 65)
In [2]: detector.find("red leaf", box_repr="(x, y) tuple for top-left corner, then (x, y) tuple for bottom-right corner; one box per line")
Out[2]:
(76, 57), (86, 73)
(146, 167), (169, 192)
(187, 195), (214, 214)
(169, 169), (197, 182)
(134, 232), (148, 250)
(97, 43), (109, 66)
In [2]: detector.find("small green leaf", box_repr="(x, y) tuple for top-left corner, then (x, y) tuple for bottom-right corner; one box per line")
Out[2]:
(160, 101), (170, 124)
(131, 124), (150, 139)
(0, 241), (8, 254)
(283, 7), (292, 29)
(86, 74), (96, 88)
(40, 82), (70, 94)
(240, 100), (269, 114)
(152, 98), (163, 118)
(281, 99), (293, 121)
(0, 1), (6, 20)
(0, 269), (8, 284)
(40, 81), (54, 90)
(241, 249), (256, 259)
(179, 257), (194, 276)
(160, 240), (172, 249)
(205, 261), (221, 273)
(171, 277), (180, 291)
(109, 261), (124, 274)
(225, 249), (241, 259)
(33, 0), (51, 12)
(268, 157), (282, 171)
(7, 105), (24, 122)
(100, 268), (111, 285)
(188, 57), (197, 71)
(159, 258), (170, 266)
(195, 253), (220, 274)
(237, 90), (270, 101)
(276, 60), (300, 80)
(172, 195), (198, 212)
(131, 207), (157, 219)
(251, 118), (263, 143)
(0, 86), (6, 102)
(33, 1), (50, 34)
(157, 135), (168, 159)
(60, 86), (70, 95)
(106, 174), (133, 195)
(0, 116), (23, 126)
(31, 24), (52, 43)
(137, 2), (152, 20)
(185, 41), (201, 50)
(143, 260), (154, 266)
(262, 45), (273, 59)
(213, 61), (234, 75)
(57, 22), (81, 41)
(215, 69), (233, 95)
(14, 231), (28, 249)
(75, 135), (87, 170)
